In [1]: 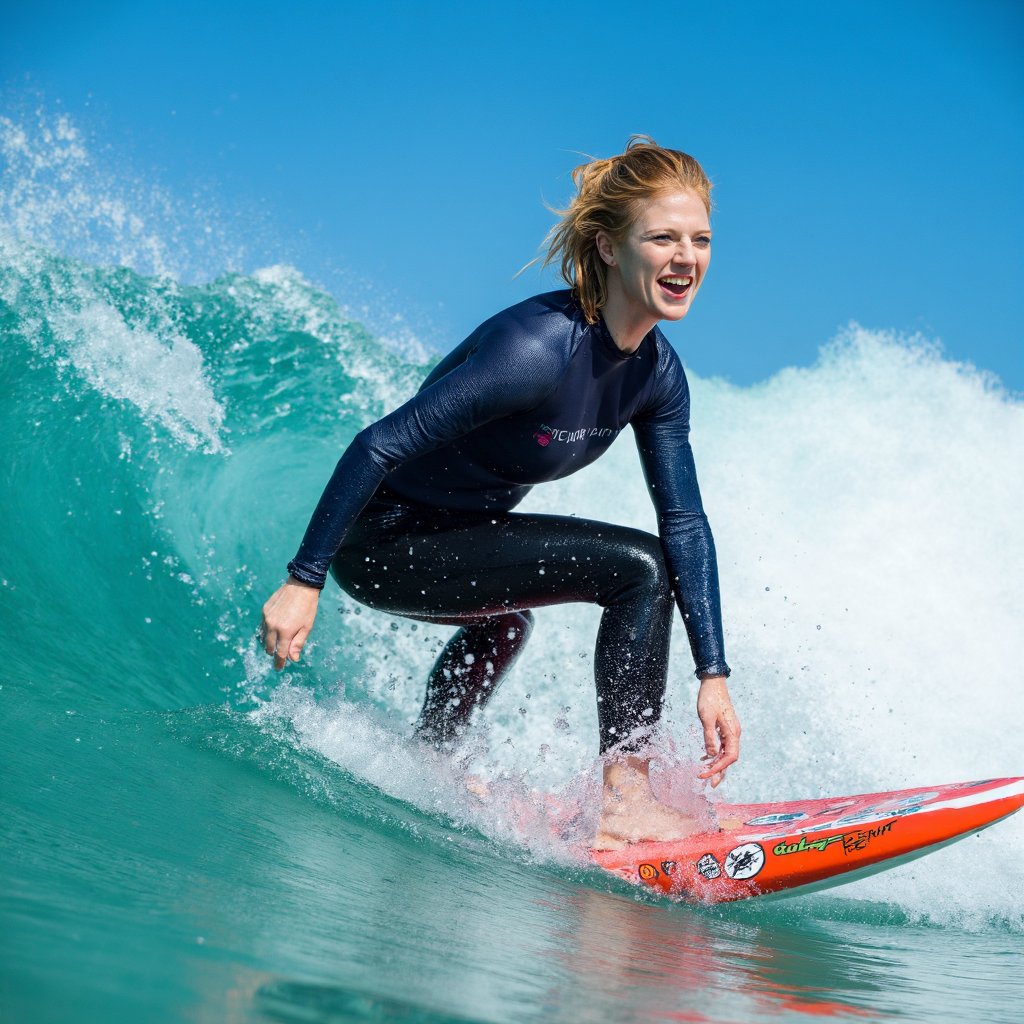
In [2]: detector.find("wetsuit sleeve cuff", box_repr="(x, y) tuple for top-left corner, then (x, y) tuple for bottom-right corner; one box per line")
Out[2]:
(286, 560), (328, 590)
(696, 663), (731, 680)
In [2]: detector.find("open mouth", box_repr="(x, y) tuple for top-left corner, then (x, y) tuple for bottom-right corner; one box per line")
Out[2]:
(658, 275), (693, 299)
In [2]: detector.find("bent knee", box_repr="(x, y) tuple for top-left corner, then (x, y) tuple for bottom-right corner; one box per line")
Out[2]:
(616, 532), (673, 605)
(505, 609), (534, 643)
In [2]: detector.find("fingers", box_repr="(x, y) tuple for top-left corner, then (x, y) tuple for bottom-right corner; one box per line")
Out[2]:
(703, 725), (740, 781)
(263, 623), (306, 671)
(287, 627), (309, 666)
(696, 684), (741, 786)
(274, 642), (288, 671)
(264, 629), (301, 671)
(713, 714), (741, 774)
(702, 719), (721, 762)
(260, 607), (288, 671)
(261, 620), (287, 671)
(260, 618), (279, 661)
(260, 581), (320, 671)
(698, 756), (731, 786)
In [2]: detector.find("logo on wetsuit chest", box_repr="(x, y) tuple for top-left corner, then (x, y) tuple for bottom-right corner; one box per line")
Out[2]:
(533, 422), (621, 447)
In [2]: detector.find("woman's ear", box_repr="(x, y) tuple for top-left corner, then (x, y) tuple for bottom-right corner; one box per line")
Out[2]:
(595, 231), (616, 268)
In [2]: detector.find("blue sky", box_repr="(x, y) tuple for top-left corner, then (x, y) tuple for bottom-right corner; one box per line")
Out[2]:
(3, 0), (1022, 389)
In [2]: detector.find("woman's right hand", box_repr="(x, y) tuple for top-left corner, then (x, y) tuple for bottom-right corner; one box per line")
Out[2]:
(261, 576), (321, 670)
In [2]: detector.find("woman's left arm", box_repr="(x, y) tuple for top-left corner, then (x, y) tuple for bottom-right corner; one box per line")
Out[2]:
(633, 342), (739, 782)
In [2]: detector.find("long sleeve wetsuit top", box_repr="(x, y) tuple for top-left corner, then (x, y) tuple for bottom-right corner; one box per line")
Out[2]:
(288, 290), (730, 678)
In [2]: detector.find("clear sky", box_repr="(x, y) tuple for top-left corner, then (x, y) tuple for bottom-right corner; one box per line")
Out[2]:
(3, 0), (1022, 389)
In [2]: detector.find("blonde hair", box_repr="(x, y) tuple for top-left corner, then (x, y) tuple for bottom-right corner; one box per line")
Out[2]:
(541, 136), (713, 324)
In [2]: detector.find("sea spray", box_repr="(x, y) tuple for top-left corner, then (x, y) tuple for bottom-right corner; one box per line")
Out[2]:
(0, 108), (245, 280)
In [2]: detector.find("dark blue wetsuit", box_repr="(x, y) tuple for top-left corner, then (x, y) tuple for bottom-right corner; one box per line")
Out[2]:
(288, 290), (730, 751)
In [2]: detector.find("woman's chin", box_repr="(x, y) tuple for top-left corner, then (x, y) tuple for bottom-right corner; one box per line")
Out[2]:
(658, 303), (692, 323)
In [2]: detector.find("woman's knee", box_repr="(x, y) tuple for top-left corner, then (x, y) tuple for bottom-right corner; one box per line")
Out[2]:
(508, 609), (534, 642)
(480, 609), (533, 650)
(605, 531), (672, 606)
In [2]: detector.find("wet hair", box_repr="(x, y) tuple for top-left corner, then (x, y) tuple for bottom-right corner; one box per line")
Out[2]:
(541, 136), (713, 324)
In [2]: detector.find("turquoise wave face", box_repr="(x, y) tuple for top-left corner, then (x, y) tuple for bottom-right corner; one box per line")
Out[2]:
(0, 239), (428, 713)
(3, 113), (1024, 1024)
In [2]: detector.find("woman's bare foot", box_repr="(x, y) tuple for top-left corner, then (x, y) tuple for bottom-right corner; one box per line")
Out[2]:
(592, 756), (714, 850)
(465, 774), (491, 800)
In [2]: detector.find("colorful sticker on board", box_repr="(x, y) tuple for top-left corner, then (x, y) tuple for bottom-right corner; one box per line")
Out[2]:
(832, 804), (885, 826)
(724, 843), (765, 880)
(638, 863), (659, 882)
(772, 819), (897, 857)
(753, 803), (860, 838)
(696, 853), (721, 880)
(661, 861), (677, 875)
(745, 811), (808, 827)
(879, 792), (939, 809)
(835, 804), (921, 826)
(840, 819), (895, 854)
(812, 801), (857, 816)
(772, 834), (845, 856)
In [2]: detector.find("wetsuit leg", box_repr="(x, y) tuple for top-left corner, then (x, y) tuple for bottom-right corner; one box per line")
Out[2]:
(332, 501), (675, 752)
(415, 611), (534, 746)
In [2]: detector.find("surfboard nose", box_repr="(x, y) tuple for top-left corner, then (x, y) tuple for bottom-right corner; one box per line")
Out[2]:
(591, 776), (1024, 904)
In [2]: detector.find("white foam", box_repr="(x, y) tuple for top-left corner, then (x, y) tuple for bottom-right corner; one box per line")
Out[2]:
(249, 679), (590, 864)
(54, 299), (225, 451)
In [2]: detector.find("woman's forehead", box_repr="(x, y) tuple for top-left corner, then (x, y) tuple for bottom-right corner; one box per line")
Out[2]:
(631, 190), (711, 227)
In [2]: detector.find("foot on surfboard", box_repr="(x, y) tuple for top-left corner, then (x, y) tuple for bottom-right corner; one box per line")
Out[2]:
(593, 793), (718, 850)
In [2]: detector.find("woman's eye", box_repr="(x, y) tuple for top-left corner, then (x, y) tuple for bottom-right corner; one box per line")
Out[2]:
(695, 235), (711, 247)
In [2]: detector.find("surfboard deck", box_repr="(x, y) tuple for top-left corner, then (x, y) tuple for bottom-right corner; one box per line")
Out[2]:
(590, 776), (1024, 903)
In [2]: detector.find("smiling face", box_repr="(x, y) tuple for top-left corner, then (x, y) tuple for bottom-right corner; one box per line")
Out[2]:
(596, 189), (711, 348)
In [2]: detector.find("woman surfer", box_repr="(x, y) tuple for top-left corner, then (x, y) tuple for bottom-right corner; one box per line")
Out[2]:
(260, 137), (741, 849)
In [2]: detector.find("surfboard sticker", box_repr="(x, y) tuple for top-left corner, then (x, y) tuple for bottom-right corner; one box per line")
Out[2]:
(696, 853), (721, 880)
(771, 819), (896, 858)
(724, 843), (765, 880)
(744, 811), (808, 827)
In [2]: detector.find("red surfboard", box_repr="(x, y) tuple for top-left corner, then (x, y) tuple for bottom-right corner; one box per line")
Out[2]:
(591, 776), (1024, 903)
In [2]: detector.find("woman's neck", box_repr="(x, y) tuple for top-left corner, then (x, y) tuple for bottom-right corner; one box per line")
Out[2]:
(599, 285), (658, 354)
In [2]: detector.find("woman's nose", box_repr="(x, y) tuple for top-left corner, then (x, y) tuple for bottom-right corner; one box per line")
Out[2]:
(673, 238), (694, 265)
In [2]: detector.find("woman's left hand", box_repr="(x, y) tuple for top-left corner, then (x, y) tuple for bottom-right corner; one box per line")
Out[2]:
(696, 675), (741, 788)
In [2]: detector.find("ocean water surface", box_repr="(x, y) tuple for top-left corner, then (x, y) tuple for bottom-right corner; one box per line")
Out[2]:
(2, 114), (1023, 1024)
